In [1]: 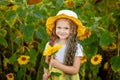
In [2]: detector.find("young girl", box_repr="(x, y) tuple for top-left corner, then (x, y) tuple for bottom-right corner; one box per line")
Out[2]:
(43, 9), (85, 80)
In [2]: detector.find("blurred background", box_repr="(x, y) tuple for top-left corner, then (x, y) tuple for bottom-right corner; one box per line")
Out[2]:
(0, 0), (120, 80)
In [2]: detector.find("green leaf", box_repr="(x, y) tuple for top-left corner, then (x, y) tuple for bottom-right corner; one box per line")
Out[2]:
(14, 38), (22, 45)
(9, 54), (17, 64)
(80, 31), (98, 45)
(51, 72), (61, 77)
(43, 62), (49, 69)
(110, 56), (120, 72)
(0, 36), (8, 48)
(10, 33), (16, 41)
(20, 24), (34, 43)
(90, 65), (100, 76)
(54, 0), (64, 8)
(3, 57), (9, 66)
(26, 14), (37, 23)
(5, 10), (17, 28)
(28, 49), (37, 63)
(112, 9), (120, 33)
(101, 16), (110, 29)
(38, 41), (47, 52)
(16, 66), (27, 80)
(83, 41), (98, 60)
(99, 31), (115, 46)
(14, 64), (19, 72)
(0, 29), (7, 37)
(35, 25), (49, 40)
(26, 75), (31, 80)
(16, 69), (23, 80)
(36, 56), (45, 80)
(26, 49), (38, 67)
(17, 7), (27, 19)
(21, 65), (27, 73)
(0, 0), (9, 5)
(32, 9), (44, 19)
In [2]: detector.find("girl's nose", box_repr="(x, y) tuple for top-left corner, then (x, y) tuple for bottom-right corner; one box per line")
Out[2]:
(60, 29), (65, 33)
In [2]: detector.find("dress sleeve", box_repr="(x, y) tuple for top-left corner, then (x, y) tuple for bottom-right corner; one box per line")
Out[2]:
(75, 43), (84, 57)
(43, 42), (49, 51)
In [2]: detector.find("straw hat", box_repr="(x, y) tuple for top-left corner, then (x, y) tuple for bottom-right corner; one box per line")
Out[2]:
(46, 9), (86, 37)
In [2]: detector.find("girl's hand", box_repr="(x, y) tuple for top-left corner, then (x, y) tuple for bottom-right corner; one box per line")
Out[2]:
(43, 72), (50, 80)
(50, 56), (60, 68)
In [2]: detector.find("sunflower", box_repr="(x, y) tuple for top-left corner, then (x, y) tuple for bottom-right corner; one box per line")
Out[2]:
(65, 0), (74, 7)
(80, 57), (87, 64)
(28, 42), (34, 49)
(104, 62), (109, 70)
(108, 42), (116, 50)
(27, 0), (42, 5)
(91, 54), (102, 65)
(12, 5), (18, 10)
(6, 73), (14, 80)
(80, 29), (91, 40)
(17, 55), (30, 65)
(19, 45), (25, 53)
(43, 45), (62, 56)
(15, 31), (23, 38)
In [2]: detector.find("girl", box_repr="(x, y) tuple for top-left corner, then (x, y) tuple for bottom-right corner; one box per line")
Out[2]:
(43, 10), (86, 80)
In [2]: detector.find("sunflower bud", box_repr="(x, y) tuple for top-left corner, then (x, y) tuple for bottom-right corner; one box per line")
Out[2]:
(27, 0), (42, 5)
(104, 62), (109, 70)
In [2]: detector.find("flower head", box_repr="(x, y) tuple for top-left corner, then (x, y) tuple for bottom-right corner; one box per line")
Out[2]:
(27, 0), (42, 5)
(80, 29), (91, 40)
(43, 45), (62, 56)
(6, 73), (14, 80)
(108, 42), (116, 50)
(17, 55), (30, 65)
(12, 5), (18, 10)
(80, 57), (87, 64)
(65, 0), (74, 7)
(91, 54), (102, 65)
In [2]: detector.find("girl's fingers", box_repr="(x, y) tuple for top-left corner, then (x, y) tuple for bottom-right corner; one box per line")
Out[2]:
(51, 55), (54, 59)
(48, 73), (51, 77)
(43, 73), (50, 80)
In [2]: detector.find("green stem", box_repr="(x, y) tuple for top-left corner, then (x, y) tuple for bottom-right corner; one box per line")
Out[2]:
(23, 73), (26, 80)
(49, 66), (52, 80)
(97, 27), (105, 31)
(117, 32), (120, 56)
(50, 75), (52, 80)
(9, 28), (14, 54)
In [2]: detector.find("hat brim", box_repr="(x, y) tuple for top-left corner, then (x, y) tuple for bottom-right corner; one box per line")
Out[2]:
(46, 14), (85, 37)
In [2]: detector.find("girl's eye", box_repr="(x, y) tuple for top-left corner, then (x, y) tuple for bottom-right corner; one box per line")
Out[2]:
(56, 26), (61, 29)
(65, 27), (69, 29)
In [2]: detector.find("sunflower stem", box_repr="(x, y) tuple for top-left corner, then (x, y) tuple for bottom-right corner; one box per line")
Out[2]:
(117, 30), (119, 56)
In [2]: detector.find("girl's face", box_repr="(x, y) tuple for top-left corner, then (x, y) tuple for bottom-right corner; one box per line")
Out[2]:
(55, 19), (71, 40)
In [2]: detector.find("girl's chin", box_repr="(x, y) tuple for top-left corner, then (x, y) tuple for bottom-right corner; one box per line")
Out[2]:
(59, 37), (67, 40)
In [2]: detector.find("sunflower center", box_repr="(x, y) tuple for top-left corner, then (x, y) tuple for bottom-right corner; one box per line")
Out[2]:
(21, 57), (26, 61)
(94, 57), (98, 61)
(8, 74), (12, 78)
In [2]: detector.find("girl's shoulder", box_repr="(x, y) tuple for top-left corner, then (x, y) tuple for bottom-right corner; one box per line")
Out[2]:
(44, 42), (50, 50)
(75, 43), (84, 57)
(77, 43), (83, 49)
(46, 42), (49, 46)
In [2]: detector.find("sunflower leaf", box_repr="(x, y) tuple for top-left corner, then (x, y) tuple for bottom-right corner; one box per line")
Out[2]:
(51, 72), (61, 77)
(43, 62), (49, 69)
(110, 56), (120, 72)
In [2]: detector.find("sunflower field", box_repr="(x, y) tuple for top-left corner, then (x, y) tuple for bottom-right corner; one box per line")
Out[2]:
(0, 0), (120, 80)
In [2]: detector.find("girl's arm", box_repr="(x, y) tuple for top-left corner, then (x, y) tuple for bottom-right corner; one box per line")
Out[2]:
(50, 56), (82, 74)
(43, 56), (51, 79)
(44, 56), (51, 72)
